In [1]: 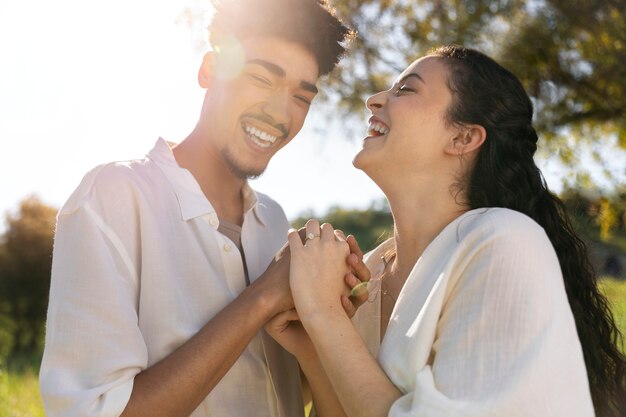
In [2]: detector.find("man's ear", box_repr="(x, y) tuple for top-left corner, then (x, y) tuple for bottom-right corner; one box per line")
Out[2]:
(198, 52), (215, 88)
(445, 124), (486, 156)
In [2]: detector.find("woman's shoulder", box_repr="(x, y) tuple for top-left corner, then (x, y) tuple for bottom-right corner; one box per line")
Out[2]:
(454, 207), (552, 255)
(459, 207), (544, 235)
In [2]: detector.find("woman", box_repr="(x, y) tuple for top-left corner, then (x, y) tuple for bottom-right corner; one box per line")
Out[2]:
(267, 45), (626, 416)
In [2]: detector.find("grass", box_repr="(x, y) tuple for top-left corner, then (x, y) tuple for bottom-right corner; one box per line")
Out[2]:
(1, 279), (625, 416)
(599, 277), (626, 353)
(0, 353), (44, 417)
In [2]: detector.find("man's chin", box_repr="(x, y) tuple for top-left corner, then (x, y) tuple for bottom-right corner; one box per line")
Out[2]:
(223, 150), (267, 180)
(230, 165), (265, 180)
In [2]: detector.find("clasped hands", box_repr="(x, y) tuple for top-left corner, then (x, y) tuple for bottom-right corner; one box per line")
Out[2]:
(264, 220), (371, 359)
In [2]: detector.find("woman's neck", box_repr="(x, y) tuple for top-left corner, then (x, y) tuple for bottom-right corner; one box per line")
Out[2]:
(386, 182), (469, 275)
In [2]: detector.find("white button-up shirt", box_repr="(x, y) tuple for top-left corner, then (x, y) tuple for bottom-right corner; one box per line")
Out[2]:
(353, 208), (594, 416)
(40, 138), (303, 417)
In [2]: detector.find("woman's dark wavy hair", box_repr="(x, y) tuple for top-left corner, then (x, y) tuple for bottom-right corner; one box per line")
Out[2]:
(431, 44), (626, 416)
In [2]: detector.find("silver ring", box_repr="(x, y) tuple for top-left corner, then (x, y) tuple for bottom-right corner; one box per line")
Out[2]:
(306, 232), (321, 241)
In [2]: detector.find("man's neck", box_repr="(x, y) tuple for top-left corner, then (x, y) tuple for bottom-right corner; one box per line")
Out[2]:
(172, 137), (245, 226)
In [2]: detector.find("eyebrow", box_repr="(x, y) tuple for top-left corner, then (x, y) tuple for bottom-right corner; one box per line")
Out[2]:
(397, 72), (426, 85)
(247, 59), (318, 94)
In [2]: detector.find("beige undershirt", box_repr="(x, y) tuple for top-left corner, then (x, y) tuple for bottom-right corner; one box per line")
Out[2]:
(218, 219), (250, 286)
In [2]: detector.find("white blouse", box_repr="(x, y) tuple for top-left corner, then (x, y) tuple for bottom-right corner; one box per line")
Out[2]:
(353, 208), (595, 416)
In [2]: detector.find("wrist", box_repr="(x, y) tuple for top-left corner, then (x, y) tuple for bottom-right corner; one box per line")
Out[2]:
(244, 278), (283, 322)
(300, 305), (349, 332)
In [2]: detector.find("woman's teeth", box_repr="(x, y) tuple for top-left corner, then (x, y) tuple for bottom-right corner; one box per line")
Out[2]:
(368, 121), (389, 136)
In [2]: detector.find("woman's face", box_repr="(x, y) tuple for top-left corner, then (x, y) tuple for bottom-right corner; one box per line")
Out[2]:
(353, 56), (460, 181)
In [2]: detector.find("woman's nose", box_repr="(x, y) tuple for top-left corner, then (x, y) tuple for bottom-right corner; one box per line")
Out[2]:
(366, 90), (386, 111)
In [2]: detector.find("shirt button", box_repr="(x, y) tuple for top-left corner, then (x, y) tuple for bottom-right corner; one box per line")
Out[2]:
(210, 218), (218, 227)
(224, 243), (232, 252)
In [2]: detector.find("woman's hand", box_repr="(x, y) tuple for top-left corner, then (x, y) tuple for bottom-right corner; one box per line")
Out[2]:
(288, 220), (352, 319)
(266, 227), (370, 359)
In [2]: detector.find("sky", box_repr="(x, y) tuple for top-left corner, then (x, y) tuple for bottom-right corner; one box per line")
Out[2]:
(1, 0), (624, 230)
(0, 0), (387, 226)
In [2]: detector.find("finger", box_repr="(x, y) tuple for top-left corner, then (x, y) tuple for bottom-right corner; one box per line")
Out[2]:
(279, 308), (300, 322)
(320, 222), (335, 241)
(349, 280), (369, 299)
(347, 273), (369, 309)
(333, 228), (347, 242)
(270, 308), (299, 324)
(347, 235), (364, 260)
(348, 253), (371, 283)
(274, 240), (290, 261)
(288, 229), (304, 250)
(341, 295), (356, 318)
(266, 308), (300, 332)
(304, 219), (321, 245)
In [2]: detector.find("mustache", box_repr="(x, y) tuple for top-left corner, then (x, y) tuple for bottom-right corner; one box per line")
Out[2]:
(243, 113), (288, 137)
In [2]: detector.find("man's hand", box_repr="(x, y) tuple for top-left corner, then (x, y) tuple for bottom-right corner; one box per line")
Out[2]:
(343, 234), (370, 317)
(252, 240), (294, 316)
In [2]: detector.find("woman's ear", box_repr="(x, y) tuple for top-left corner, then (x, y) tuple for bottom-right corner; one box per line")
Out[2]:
(445, 124), (486, 156)
(198, 52), (215, 88)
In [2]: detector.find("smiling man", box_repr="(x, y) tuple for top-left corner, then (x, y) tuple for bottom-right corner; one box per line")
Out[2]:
(39, 1), (353, 416)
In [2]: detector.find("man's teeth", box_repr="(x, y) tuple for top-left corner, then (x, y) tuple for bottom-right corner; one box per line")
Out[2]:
(368, 122), (389, 135)
(245, 125), (277, 148)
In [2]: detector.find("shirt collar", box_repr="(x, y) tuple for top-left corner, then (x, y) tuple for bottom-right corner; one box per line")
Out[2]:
(148, 138), (266, 224)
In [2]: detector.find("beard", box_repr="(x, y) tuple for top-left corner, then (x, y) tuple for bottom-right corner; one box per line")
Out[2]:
(221, 148), (265, 180)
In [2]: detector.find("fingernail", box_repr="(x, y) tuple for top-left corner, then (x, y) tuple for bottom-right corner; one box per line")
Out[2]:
(350, 281), (367, 297)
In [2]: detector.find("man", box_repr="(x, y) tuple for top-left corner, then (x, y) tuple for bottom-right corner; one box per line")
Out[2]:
(39, 1), (357, 416)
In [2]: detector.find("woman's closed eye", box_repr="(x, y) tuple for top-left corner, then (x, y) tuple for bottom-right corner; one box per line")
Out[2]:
(394, 84), (415, 95)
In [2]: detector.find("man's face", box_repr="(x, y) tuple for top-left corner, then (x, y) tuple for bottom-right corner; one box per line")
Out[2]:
(202, 36), (319, 179)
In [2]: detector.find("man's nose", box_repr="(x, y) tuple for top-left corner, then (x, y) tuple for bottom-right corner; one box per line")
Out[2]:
(262, 88), (290, 126)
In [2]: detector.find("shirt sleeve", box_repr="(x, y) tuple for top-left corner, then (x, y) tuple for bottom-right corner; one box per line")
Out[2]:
(40, 165), (148, 417)
(387, 212), (593, 416)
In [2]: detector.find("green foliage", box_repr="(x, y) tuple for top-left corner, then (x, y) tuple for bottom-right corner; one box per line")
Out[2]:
(597, 197), (619, 241)
(329, 1), (626, 144)
(0, 196), (57, 358)
(561, 187), (626, 255)
(292, 191), (626, 279)
(292, 200), (393, 253)
(0, 303), (16, 365)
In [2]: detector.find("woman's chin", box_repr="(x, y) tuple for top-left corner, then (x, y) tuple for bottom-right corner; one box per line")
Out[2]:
(352, 148), (372, 171)
(352, 153), (381, 184)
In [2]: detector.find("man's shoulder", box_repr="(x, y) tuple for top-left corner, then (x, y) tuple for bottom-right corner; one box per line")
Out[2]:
(59, 157), (157, 216)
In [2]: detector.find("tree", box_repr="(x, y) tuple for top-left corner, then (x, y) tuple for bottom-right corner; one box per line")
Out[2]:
(328, 0), (626, 186)
(181, 1), (625, 182)
(329, 1), (625, 144)
(0, 196), (57, 356)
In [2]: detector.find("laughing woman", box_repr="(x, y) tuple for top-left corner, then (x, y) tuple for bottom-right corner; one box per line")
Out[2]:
(268, 45), (626, 416)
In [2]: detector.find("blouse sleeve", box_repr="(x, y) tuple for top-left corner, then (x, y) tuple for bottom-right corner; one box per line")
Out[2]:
(39, 166), (148, 417)
(387, 212), (594, 416)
